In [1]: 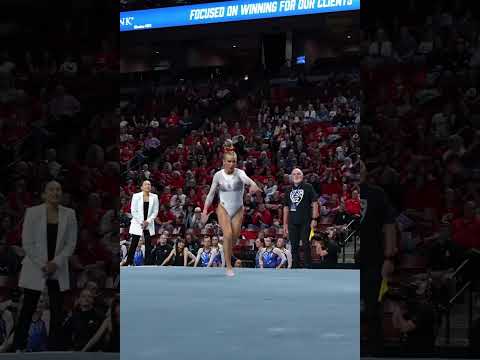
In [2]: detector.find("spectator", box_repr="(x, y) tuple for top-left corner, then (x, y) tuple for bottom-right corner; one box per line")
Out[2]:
(64, 289), (105, 351)
(150, 235), (172, 266)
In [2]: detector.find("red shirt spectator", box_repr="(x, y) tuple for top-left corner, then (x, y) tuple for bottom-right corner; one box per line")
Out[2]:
(166, 111), (180, 127)
(451, 202), (480, 250)
(252, 204), (273, 227)
(169, 171), (185, 189)
(322, 179), (342, 196)
(159, 188), (173, 206)
(156, 205), (176, 224)
(120, 145), (134, 163)
(345, 190), (361, 216)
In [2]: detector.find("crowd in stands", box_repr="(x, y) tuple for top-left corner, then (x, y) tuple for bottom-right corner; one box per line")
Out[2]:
(120, 70), (361, 268)
(0, 4), (119, 353)
(362, 0), (480, 354)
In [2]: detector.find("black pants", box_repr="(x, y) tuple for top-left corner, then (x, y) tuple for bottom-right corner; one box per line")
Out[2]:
(360, 265), (383, 356)
(288, 222), (311, 268)
(126, 230), (152, 265)
(13, 280), (64, 351)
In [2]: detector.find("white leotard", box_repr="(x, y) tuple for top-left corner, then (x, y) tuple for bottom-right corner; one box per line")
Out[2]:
(205, 168), (255, 217)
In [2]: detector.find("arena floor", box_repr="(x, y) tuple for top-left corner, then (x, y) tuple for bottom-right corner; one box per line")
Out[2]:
(121, 266), (359, 360)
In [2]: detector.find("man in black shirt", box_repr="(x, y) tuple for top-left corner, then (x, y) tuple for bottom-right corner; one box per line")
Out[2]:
(360, 161), (397, 356)
(149, 234), (172, 265)
(283, 168), (319, 268)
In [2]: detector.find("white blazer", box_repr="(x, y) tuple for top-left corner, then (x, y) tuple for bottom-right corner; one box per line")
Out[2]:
(18, 204), (77, 292)
(129, 192), (159, 236)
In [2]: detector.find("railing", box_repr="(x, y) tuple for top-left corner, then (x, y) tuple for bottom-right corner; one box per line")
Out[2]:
(338, 219), (358, 264)
(444, 253), (478, 346)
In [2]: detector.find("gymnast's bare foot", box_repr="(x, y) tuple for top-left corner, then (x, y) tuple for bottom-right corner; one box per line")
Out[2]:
(226, 268), (235, 277)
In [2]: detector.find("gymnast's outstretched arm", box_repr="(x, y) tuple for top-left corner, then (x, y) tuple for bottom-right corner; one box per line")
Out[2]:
(238, 169), (262, 192)
(205, 172), (220, 209)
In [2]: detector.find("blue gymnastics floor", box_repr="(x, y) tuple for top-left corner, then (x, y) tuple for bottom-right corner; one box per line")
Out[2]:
(121, 267), (359, 360)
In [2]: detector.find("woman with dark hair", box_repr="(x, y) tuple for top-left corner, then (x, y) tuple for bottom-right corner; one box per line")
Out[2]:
(258, 237), (287, 269)
(202, 140), (261, 276)
(123, 180), (159, 266)
(193, 236), (214, 268)
(161, 238), (195, 266)
(14, 180), (77, 351)
(208, 236), (224, 267)
(254, 238), (265, 268)
(275, 237), (292, 269)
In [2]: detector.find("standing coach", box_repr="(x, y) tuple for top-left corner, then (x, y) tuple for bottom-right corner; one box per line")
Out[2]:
(283, 168), (319, 268)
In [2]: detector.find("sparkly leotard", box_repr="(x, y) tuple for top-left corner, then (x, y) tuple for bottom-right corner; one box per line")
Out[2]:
(262, 248), (279, 268)
(199, 248), (212, 267)
(276, 248), (289, 267)
(205, 168), (255, 218)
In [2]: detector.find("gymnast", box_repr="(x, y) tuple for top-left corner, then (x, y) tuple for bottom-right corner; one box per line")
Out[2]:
(202, 139), (262, 276)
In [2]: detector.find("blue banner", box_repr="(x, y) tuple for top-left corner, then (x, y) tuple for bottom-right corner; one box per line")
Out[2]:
(120, 0), (360, 32)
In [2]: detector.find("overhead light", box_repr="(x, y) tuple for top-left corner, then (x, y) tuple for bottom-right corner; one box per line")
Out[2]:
(232, 44), (237, 48)
(244, 75), (249, 80)
(346, 34), (351, 39)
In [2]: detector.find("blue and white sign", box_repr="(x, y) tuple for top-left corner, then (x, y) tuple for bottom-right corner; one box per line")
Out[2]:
(120, 0), (360, 32)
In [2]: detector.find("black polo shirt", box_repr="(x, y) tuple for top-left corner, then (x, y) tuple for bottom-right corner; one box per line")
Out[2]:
(283, 182), (318, 225)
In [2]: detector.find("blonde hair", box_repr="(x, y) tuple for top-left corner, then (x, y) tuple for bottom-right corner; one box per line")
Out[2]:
(223, 139), (237, 160)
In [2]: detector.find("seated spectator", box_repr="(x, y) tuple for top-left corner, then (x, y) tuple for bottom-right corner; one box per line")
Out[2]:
(263, 178), (278, 202)
(184, 232), (200, 257)
(149, 235), (172, 266)
(133, 240), (145, 267)
(81, 295), (119, 352)
(275, 238), (292, 269)
(48, 85), (81, 121)
(63, 289), (105, 351)
(312, 235), (338, 265)
(451, 201), (480, 250)
(252, 204), (273, 229)
(194, 236), (214, 268)
(345, 190), (361, 217)
(0, 238), (19, 277)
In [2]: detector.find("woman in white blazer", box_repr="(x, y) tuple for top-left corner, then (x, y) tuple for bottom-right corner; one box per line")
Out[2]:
(123, 180), (159, 265)
(13, 180), (77, 351)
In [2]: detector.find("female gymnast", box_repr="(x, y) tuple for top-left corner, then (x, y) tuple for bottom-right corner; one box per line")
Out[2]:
(258, 237), (287, 269)
(202, 140), (262, 276)
(194, 236), (214, 268)
(254, 238), (265, 268)
(208, 236), (225, 267)
(274, 237), (292, 269)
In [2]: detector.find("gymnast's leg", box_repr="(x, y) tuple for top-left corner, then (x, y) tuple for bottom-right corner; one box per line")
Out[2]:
(217, 204), (235, 276)
(230, 206), (244, 266)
